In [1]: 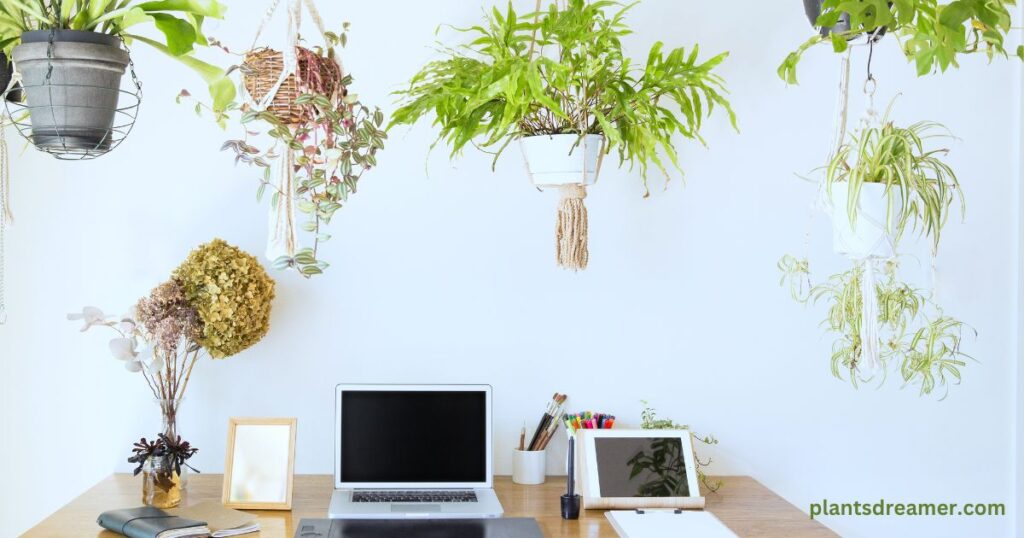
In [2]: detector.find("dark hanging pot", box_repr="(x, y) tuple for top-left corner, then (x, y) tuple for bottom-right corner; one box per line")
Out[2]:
(11, 30), (129, 151)
(0, 53), (23, 103)
(803, 0), (887, 40)
(803, 0), (853, 36)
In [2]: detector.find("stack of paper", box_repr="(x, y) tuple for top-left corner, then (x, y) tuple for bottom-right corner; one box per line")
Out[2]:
(169, 501), (260, 537)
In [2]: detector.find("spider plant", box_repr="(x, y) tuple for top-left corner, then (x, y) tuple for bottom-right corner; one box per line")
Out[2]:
(389, 0), (737, 194)
(824, 103), (964, 253)
(789, 261), (971, 396)
(780, 0), (1021, 84)
(0, 0), (234, 111)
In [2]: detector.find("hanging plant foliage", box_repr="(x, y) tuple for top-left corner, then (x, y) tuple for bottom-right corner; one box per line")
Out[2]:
(183, 1), (386, 278)
(390, 0), (737, 270)
(780, 0), (1022, 84)
(780, 102), (973, 397)
(0, 1), (233, 158)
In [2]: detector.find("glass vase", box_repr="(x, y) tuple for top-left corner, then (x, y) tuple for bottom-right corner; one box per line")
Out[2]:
(155, 398), (189, 490)
(142, 456), (182, 509)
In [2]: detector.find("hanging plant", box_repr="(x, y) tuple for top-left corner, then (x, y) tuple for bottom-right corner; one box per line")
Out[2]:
(0, 1), (233, 156)
(390, 0), (737, 270)
(825, 104), (963, 256)
(784, 262), (972, 397)
(780, 0), (1022, 84)
(183, 1), (386, 278)
(780, 101), (972, 397)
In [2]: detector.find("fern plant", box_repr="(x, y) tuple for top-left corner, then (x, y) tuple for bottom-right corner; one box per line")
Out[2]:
(824, 104), (964, 253)
(780, 0), (1022, 84)
(389, 0), (736, 193)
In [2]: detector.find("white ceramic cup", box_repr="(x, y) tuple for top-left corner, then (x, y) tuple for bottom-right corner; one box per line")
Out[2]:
(512, 449), (546, 485)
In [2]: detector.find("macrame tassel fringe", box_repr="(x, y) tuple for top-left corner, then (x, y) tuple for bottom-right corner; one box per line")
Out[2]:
(556, 184), (588, 271)
(860, 258), (879, 371)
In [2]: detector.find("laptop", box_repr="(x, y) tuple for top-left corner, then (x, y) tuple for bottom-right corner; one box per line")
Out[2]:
(328, 384), (504, 519)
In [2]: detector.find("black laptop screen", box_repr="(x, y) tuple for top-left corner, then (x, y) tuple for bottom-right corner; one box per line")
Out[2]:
(340, 390), (488, 483)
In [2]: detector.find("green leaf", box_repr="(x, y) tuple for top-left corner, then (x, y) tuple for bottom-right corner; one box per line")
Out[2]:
(830, 32), (848, 53)
(150, 13), (198, 56)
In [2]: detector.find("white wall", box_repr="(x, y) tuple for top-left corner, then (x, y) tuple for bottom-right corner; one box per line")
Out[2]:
(0, 1), (1020, 536)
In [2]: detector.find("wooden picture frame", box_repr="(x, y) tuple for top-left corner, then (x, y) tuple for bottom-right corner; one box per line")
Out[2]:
(222, 417), (297, 510)
(577, 428), (705, 510)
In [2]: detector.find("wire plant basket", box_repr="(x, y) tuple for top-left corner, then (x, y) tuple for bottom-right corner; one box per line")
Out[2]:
(3, 31), (142, 161)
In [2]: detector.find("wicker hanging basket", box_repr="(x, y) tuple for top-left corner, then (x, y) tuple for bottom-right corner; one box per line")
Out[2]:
(242, 46), (343, 125)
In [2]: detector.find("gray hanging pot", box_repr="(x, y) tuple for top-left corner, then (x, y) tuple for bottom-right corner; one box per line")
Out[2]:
(11, 30), (129, 152)
(803, 0), (887, 41)
(803, 0), (853, 36)
(0, 53), (23, 103)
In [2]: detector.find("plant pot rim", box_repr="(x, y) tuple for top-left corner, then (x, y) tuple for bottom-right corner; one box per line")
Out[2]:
(21, 29), (121, 47)
(520, 133), (604, 140)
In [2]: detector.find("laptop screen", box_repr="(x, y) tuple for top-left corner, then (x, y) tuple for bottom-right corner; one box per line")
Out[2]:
(339, 389), (488, 484)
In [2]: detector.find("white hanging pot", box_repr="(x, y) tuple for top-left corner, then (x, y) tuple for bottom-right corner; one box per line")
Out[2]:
(519, 134), (605, 188)
(830, 181), (903, 259)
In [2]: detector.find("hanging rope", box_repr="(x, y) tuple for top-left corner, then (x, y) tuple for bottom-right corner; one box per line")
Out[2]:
(556, 185), (588, 270)
(245, 0), (342, 263)
(0, 126), (9, 324)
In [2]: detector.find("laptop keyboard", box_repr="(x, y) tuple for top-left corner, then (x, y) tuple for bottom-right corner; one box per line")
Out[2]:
(352, 490), (478, 503)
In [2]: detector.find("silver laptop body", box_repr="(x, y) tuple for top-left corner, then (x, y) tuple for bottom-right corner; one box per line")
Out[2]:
(328, 384), (504, 519)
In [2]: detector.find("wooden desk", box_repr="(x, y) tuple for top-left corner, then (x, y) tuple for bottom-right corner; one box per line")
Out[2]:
(24, 474), (836, 537)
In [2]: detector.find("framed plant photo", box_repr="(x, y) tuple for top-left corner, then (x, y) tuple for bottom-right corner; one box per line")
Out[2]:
(222, 418), (297, 510)
(577, 429), (704, 510)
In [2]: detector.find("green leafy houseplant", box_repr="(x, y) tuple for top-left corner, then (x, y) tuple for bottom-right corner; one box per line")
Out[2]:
(202, 25), (386, 277)
(780, 259), (972, 396)
(780, 0), (1022, 84)
(639, 402), (721, 493)
(390, 0), (737, 192)
(0, 0), (234, 111)
(824, 104), (963, 254)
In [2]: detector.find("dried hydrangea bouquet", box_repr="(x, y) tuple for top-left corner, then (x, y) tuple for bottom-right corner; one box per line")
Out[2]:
(69, 239), (275, 506)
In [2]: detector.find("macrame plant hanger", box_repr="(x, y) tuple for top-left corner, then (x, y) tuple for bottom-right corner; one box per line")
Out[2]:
(0, 123), (9, 325)
(525, 0), (606, 271)
(242, 0), (342, 263)
(827, 36), (891, 373)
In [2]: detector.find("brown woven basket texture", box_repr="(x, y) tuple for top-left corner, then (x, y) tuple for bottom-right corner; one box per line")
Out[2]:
(243, 47), (342, 125)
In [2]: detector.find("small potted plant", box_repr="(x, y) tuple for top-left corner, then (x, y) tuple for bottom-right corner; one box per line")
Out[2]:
(780, 0), (1020, 84)
(184, 21), (386, 277)
(390, 0), (737, 270)
(129, 434), (199, 509)
(0, 1), (233, 151)
(823, 103), (963, 258)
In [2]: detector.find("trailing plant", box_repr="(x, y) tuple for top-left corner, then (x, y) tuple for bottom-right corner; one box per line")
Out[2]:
(390, 0), (736, 193)
(639, 401), (721, 493)
(780, 259), (972, 397)
(780, 0), (1022, 84)
(0, 0), (234, 111)
(824, 104), (963, 253)
(186, 25), (386, 277)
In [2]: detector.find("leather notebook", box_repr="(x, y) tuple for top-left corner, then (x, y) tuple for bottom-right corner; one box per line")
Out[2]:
(97, 506), (210, 538)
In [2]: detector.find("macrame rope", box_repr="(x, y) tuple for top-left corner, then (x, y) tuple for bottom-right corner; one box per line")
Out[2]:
(247, 0), (343, 263)
(0, 126), (8, 324)
(266, 148), (298, 260)
(860, 258), (879, 370)
(556, 184), (588, 270)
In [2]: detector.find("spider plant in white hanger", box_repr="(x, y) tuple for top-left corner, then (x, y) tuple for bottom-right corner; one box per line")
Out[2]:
(823, 100), (963, 259)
